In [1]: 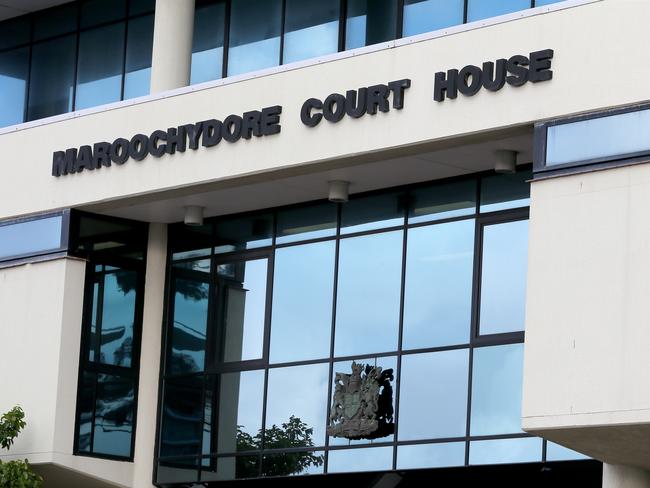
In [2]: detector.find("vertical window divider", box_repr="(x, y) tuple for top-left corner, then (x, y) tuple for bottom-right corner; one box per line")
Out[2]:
(23, 16), (35, 123)
(71, 3), (82, 111)
(222, 0), (231, 79)
(279, 0), (287, 65)
(120, 16), (129, 101)
(338, 0), (347, 52)
(463, 0), (469, 23)
(396, 0), (405, 39)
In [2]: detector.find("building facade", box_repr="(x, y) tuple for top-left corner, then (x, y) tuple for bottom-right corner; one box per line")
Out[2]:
(0, 0), (648, 486)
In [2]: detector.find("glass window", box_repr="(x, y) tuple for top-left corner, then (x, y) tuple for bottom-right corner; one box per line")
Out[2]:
(171, 223), (213, 261)
(480, 171), (531, 212)
(124, 14), (154, 99)
(76, 372), (95, 453)
(397, 442), (466, 469)
(341, 192), (405, 234)
(283, 0), (340, 64)
(81, 0), (126, 28)
(160, 376), (204, 458)
(76, 23), (125, 110)
(203, 455), (260, 481)
(157, 458), (200, 485)
(92, 374), (134, 457)
(262, 451), (324, 476)
(191, 0), (226, 84)
(335, 231), (403, 357)
(479, 220), (529, 335)
(408, 179), (476, 224)
(469, 437), (542, 464)
(0, 215), (62, 261)
(27, 35), (76, 121)
(33, 3), (77, 41)
(399, 350), (469, 440)
(275, 202), (337, 244)
(216, 370), (265, 453)
(470, 343), (524, 436)
(328, 446), (393, 473)
(546, 442), (589, 461)
(403, 0), (464, 37)
(270, 241), (335, 363)
(170, 275), (210, 375)
(0, 47), (28, 127)
(346, 0), (398, 50)
(403, 220), (474, 349)
(467, 0), (531, 22)
(535, 0), (565, 5)
(265, 363), (329, 449)
(0, 16), (30, 50)
(129, 0), (156, 15)
(216, 258), (268, 362)
(228, 0), (282, 76)
(214, 213), (273, 254)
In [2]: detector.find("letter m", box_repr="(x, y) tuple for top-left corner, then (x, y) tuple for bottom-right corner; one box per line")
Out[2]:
(52, 149), (77, 177)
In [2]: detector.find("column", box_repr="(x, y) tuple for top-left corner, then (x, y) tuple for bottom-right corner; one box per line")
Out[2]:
(603, 464), (650, 488)
(132, 223), (168, 488)
(150, 0), (195, 94)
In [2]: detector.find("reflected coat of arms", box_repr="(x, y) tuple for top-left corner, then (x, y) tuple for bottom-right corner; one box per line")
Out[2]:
(327, 362), (394, 440)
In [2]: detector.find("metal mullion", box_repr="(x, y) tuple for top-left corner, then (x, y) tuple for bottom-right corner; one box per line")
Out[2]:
(542, 439), (548, 462)
(400, 342), (471, 356)
(396, 0), (404, 39)
(279, 0), (286, 65)
(464, 0), (469, 23)
(267, 356), (331, 370)
(71, 4), (82, 111)
(327, 441), (393, 451)
(22, 16), (34, 123)
(222, 0), (231, 78)
(89, 370), (99, 453)
(120, 16), (129, 100)
(464, 346), (474, 465)
(338, 0), (347, 52)
(259, 367), (270, 476)
(94, 270), (105, 363)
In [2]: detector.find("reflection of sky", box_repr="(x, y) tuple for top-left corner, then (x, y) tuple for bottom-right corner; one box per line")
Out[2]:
(546, 442), (589, 461)
(399, 349), (468, 440)
(228, 37), (280, 76)
(469, 437), (542, 465)
(403, 0), (464, 37)
(191, 48), (223, 84)
(234, 259), (266, 360)
(397, 442), (465, 470)
(100, 272), (136, 367)
(480, 220), (529, 334)
(75, 75), (121, 110)
(266, 363), (329, 447)
(123, 68), (150, 99)
(0, 72), (26, 126)
(270, 241), (335, 363)
(173, 280), (209, 370)
(403, 220), (474, 349)
(283, 21), (338, 64)
(0, 215), (61, 259)
(335, 231), (402, 356)
(218, 370), (264, 453)
(328, 446), (393, 473)
(467, 0), (530, 22)
(471, 343), (524, 436)
(345, 15), (365, 49)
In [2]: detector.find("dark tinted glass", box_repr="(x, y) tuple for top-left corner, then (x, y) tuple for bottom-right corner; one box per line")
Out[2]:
(81, 0), (127, 28)
(33, 3), (77, 41)
(467, 0), (531, 22)
(283, 0), (340, 64)
(129, 0), (156, 15)
(403, 0), (464, 37)
(408, 179), (476, 223)
(480, 170), (531, 212)
(214, 213), (273, 253)
(275, 202), (337, 244)
(76, 23), (125, 110)
(157, 457), (200, 485)
(469, 437), (542, 464)
(92, 374), (134, 457)
(161, 376), (204, 457)
(27, 35), (76, 120)
(328, 446), (393, 473)
(0, 47), (28, 127)
(191, 0), (226, 84)
(270, 241), (335, 363)
(0, 214), (62, 261)
(124, 14), (154, 99)
(403, 220), (474, 349)
(228, 0), (282, 76)
(340, 191), (405, 234)
(346, 0), (398, 49)
(171, 223), (213, 260)
(76, 372), (95, 453)
(262, 451), (324, 476)
(479, 220), (528, 335)
(202, 456), (260, 481)
(0, 16), (30, 50)
(397, 442), (466, 469)
(335, 231), (403, 356)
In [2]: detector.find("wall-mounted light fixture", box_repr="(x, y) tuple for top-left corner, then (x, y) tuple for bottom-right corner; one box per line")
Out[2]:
(494, 150), (518, 174)
(328, 180), (350, 203)
(184, 205), (204, 226)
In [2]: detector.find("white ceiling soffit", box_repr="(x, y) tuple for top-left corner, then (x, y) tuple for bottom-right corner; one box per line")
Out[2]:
(0, 0), (71, 21)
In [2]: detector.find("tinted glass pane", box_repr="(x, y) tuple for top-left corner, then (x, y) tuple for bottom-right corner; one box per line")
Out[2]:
(397, 442), (465, 469)
(92, 374), (134, 457)
(161, 376), (204, 457)
(214, 214), (273, 253)
(403, 0), (464, 37)
(202, 456), (260, 480)
(191, 1), (226, 84)
(275, 202), (337, 244)
(266, 363), (329, 449)
(0, 16), (30, 50)
(283, 0), (339, 64)
(217, 258), (267, 362)
(346, 0), (397, 50)
(228, 0), (281, 76)
(341, 192), (405, 234)
(270, 241), (335, 363)
(33, 3), (77, 41)
(328, 446), (393, 473)
(262, 451), (324, 476)
(156, 458), (200, 485)
(129, 0), (156, 15)
(470, 343), (524, 436)
(0, 47), (28, 127)
(170, 276), (210, 374)
(469, 437), (542, 464)
(479, 220), (528, 335)
(81, 0), (127, 28)
(399, 350), (469, 440)
(89, 280), (100, 362)
(77, 372), (95, 453)
(216, 370), (265, 453)
(546, 442), (589, 461)
(335, 231), (402, 357)
(409, 179), (476, 223)
(96, 269), (137, 367)
(170, 222), (213, 260)
(124, 14), (154, 99)
(0, 215), (62, 261)
(403, 220), (474, 349)
(467, 0), (531, 22)
(28, 35), (76, 121)
(480, 171), (531, 212)
(76, 23), (125, 110)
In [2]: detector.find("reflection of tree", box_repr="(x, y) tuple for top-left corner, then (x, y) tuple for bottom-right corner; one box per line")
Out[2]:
(236, 416), (324, 478)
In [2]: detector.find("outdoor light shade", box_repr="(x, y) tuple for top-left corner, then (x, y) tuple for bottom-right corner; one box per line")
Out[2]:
(494, 150), (518, 174)
(184, 206), (204, 226)
(328, 180), (350, 203)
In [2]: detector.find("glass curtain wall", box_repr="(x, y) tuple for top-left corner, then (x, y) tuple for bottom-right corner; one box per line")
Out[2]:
(0, 0), (154, 126)
(156, 168), (585, 484)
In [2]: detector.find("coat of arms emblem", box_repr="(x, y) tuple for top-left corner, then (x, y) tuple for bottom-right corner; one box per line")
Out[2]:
(327, 362), (394, 440)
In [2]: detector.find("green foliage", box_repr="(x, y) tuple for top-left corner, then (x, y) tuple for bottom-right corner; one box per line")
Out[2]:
(0, 407), (43, 488)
